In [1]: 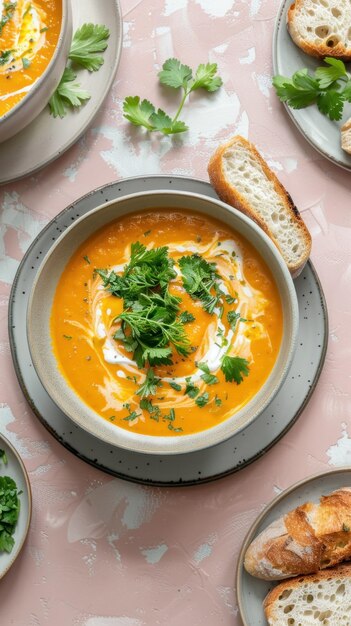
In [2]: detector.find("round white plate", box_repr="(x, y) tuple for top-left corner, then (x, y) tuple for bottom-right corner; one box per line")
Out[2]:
(0, 432), (32, 579)
(237, 468), (351, 625)
(0, 0), (122, 185)
(9, 176), (328, 486)
(273, 0), (351, 171)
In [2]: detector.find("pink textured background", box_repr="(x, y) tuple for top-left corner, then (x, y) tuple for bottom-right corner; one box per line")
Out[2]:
(0, 0), (350, 624)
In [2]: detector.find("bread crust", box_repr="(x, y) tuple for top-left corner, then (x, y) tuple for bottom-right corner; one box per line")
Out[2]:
(207, 135), (311, 278)
(264, 563), (351, 622)
(288, 1), (351, 61)
(244, 488), (351, 581)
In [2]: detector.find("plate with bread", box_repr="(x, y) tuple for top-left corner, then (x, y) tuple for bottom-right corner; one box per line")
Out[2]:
(273, 0), (351, 170)
(237, 469), (351, 625)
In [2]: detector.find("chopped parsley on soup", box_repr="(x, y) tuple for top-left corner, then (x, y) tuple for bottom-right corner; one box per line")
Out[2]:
(50, 210), (283, 436)
(0, 0), (62, 116)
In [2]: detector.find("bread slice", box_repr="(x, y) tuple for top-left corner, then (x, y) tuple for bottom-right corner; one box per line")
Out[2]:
(264, 563), (351, 625)
(288, 0), (351, 61)
(341, 118), (351, 155)
(244, 487), (351, 581)
(208, 136), (311, 278)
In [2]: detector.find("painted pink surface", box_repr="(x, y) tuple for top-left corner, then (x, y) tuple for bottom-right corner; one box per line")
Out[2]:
(0, 0), (350, 624)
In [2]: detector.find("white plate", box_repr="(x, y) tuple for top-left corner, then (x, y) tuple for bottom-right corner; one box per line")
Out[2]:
(8, 176), (328, 486)
(0, 0), (122, 185)
(0, 432), (32, 579)
(273, 0), (351, 171)
(237, 468), (351, 625)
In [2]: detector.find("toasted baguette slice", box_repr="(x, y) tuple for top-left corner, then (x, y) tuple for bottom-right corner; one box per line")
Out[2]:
(264, 564), (351, 625)
(244, 487), (351, 581)
(341, 118), (351, 155)
(288, 0), (351, 61)
(208, 136), (311, 278)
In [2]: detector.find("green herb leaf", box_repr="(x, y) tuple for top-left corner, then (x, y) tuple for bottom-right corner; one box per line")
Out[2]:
(317, 90), (345, 121)
(184, 378), (200, 398)
(68, 23), (110, 71)
(315, 57), (348, 89)
(179, 311), (195, 324)
(227, 310), (241, 332)
(136, 368), (162, 398)
(272, 70), (319, 109)
(0, 50), (13, 66)
(179, 254), (223, 314)
(191, 62), (222, 92)
(169, 381), (182, 391)
(0, 450), (8, 465)
(0, 476), (21, 554)
(221, 355), (250, 384)
(22, 57), (31, 69)
(49, 68), (90, 118)
(195, 392), (209, 407)
(158, 58), (193, 89)
(214, 395), (222, 406)
(197, 362), (218, 385)
(123, 96), (157, 130)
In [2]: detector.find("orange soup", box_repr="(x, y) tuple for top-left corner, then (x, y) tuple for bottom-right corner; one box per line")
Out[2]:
(0, 0), (62, 116)
(51, 210), (283, 437)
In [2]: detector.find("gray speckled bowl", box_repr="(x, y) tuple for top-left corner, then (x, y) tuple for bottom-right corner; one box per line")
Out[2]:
(27, 191), (299, 455)
(0, 0), (72, 144)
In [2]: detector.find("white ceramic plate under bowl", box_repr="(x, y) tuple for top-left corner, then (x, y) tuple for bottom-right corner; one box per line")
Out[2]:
(0, 432), (32, 579)
(273, 0), (351, 171)
(0, 0), (122, 185)
(237, 468), (351, 626)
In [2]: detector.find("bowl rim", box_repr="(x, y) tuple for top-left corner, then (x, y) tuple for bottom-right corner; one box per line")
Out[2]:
(27, 189), (299, 455)
(0, 0), (71, 124)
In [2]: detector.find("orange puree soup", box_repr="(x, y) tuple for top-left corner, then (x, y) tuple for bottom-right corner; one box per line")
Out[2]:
(51, 210), (283, 437)
(0, 0), (62, 117)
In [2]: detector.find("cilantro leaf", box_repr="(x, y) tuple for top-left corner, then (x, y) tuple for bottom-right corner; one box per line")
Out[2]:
(179, 254), (223, 314)
(195, 392), (209, 407)
(0, 50), (13, 66)
(136, 368), (161, 398)
(197, 362), (218, 385)
(0, 476), (21, 554)
(272, 70), (319, 109)
(69, 23), (110, 71)
(179, 311), (195, 324)
(158, 58), (193, 89)
(150, 109), (189, 135)
(191, 63), (223, 92)
(221, 356), (250, 384)
(227, 310), (241, 332)
(123, 97), (156, 131)
(49, 68), (90, 118)
(169, 381), (182, 391)
(315, 57), (348, 89)
(342, 80), (351, 103)
(317, 90), (345, 121)
(184, 378), (200, 398)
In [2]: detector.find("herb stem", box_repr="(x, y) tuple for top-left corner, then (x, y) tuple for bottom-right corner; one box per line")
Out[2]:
(172, 88), (189, 124)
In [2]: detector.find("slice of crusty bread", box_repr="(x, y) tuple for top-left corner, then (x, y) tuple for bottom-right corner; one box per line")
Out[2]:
(341, 118), (351, 155)
(288, 0), (351, 61)
(264, 563), (351, 625)
(208, 136), (311, 278)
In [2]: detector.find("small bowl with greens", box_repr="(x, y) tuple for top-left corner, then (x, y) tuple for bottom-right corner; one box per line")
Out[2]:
(0, 432), (31, 578)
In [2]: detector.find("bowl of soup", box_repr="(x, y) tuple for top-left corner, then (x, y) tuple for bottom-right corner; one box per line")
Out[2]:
(0, 0), (72, 143)
(27, 191), (299, 455)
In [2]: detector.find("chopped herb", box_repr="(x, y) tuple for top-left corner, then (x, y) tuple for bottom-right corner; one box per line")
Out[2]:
(169, 381), (182, 392)
(40, 26), (48, 33)
(221, 355), (250, 384)
(164, 408), (175, 422)
(179, 311), (195, 324)
(227, 310), (241, 331)
(184, 378), (200, 398)
(0, 50), (13, 66)
(197, 362), (219, 385)
(136, 368), (161, 398)
(167, 424), (183, 432)
(140, 398), (161, 421)
(179, 253), (224, 314)
(195, 392), (209, 407)
(143, 230), (152, 237)
(0, 476), (21, 554)
(22, 57), (31, 69)
(83, 255), (91, 264)
(214, 395), (222, 406)
(0, 450), (8, 465)
(63, 334), (72, 340)
(122, 405), (141, 421)
(0, 2), (16, 36)
(109, 415), (115, 422)
(225, 294), (237, 305)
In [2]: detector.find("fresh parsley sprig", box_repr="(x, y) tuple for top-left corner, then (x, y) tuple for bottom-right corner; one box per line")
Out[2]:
(49, 23), (110, 118)
(221, 356), (250, 385)
(123, 58), (222, 135)
(179, 254), (224, 315)
(0, 476), (21, 554)
(273, 57), (351, 122)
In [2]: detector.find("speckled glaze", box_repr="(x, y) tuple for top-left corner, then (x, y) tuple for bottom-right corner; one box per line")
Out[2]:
(0, 0), (350, 624)
(0, 0), (73, 144)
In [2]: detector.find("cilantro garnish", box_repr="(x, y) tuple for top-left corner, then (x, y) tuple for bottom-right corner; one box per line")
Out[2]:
(136, 368), (161, 398)
(227, 311), (241, 332)
(0, 2), (16, 36)
(197, 362), (218, 385)
(179, 254), (223, 314)
(169, 381), (182, 392)
(0, 476), (21, 554)
(221, 356), (250, 384)
(122, 404), (140, 422)
(214, 395), (222, 407)
(184, 378), (200, 398)
(179, 311), (195, 324)
(0, 50), (13, 66)
(195, 392), (209, 408)
(49, 24), (110, 118)
(139, 398), (161, 421)
(272, 57), (351, 122)
(123, 58), (222, 135)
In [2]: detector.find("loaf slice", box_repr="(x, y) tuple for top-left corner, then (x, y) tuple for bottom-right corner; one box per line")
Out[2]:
(244, 487), (351, 581)
(208, 136), (311, 278)
(264, 564), (351, 625)
(288, 0), (351, 61)
(341, 118), (351, 155)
